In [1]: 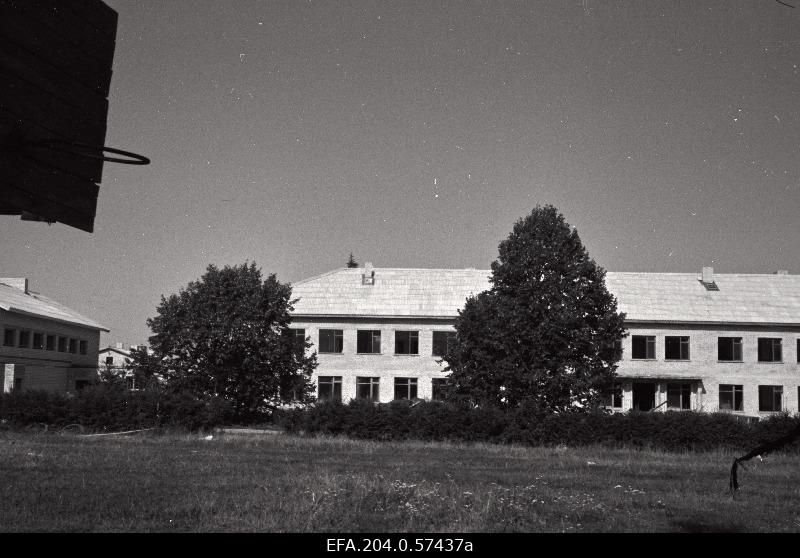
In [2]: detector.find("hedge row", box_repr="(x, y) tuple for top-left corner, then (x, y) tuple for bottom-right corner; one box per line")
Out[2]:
(0, 383), (233, 431)
(278, 399), (800, 452)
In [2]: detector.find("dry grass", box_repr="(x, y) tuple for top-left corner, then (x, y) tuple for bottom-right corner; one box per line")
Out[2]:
(0, 431), (799, 532)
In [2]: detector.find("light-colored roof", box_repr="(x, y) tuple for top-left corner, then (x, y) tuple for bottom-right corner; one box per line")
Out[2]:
(290, 267), (800, 326)
(0, 282), (108, 331)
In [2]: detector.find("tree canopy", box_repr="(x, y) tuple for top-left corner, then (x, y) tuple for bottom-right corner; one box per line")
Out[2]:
(443, 205), (626, 413)
(131, 262), (316, 419)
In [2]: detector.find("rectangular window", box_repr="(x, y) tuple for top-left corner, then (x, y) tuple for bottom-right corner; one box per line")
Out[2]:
(45, 334), (55, 351)
(758, 385), (783, 412)
(394, 331), (419, 355)
(58, 337), (67, 352)
(394, 377), (418, 400)
(718, 337), (742, 362)
(18, 330), (30, 348)
(602, 382), (623, 409)
(79, 340), (87, 355)
(357, 330), (381, 354)
(356, 377), (380, 401)
(798, 339), (800, 363)
(666, 383), (691, 410)
(13, 378), (22, 391)
(105, 356), (114, 366)
(68, 338), (77, 354)
(631, 335), (655, 360)
(757, 338), (782, 362)
(431, 378), (448, 401)
(318, 376), (342, 402)
(3, 328), (15, 347)
(318, 329), (343, 353)
(719, 384), (743, 412)
(665, 336), (690, 360)
(32, 333), (44, 350)
(432, 331), (456, 357)
(287, 328), (305, 354)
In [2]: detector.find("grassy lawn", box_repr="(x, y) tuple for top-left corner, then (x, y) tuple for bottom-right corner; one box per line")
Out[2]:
(0, 431), (798, 532)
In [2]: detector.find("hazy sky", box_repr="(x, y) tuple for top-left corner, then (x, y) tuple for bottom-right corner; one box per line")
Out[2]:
(2, 0), (798, 346)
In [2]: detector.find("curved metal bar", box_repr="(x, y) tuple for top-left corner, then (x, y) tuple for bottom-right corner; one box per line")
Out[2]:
(25, 139), (151, 165)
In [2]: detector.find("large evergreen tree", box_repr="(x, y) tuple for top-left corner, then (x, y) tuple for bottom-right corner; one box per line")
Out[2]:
(131, 262), (316, 419)
(444, 205), (626, 413)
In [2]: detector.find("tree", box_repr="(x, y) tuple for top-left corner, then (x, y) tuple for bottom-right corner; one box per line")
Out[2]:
(443, 205), (626, 413)
(131, 262), (317, 419)
(347, 253), (358, 268)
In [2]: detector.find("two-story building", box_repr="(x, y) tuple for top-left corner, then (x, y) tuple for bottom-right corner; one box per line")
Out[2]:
(289, 265), (800, 417)
(1, 278), (108, 393)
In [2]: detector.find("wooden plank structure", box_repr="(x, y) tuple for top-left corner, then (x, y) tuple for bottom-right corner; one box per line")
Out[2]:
(0, 0), (118, 232)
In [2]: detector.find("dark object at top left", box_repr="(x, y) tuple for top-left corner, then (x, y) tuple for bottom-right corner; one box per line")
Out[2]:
(0, 0), (146, 233)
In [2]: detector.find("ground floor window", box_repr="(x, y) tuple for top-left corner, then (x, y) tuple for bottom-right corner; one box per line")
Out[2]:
(394, 377), (418, 400)
(602, 382), (623, 409)
(318, 376), (342, 402)
(719, 384), (743, 412)
(431, 378), (448, 401)
(666, 383), (691, 410)
(74, 380), (91, 390)
(356, 377), (380, 401)
(758, 385), (783, 412)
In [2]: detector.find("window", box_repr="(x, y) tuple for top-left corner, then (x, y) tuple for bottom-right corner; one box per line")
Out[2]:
(798, 340), (800, 363)
(318, 329), (343, 353)
(394, 331), (419, 355)
(602, 382), (623, 409)
(631, 335), (655, 360)
(58, 337), (67, 352)
(356, 377), (380, 401)
(3, 328), (14, 347)
(45, 335), (55, 351)
(79, 340), (87, 355)
(718, 337), (742, 362)
(318, 376), (342, 402)
(719, 384), (743, 412)
(758, 385), (783, 412)
(68, 338), (77, 354)
(13, 378), (22, 391)
(74, 380), (91, 391)
(357, 330), (381, 354)
(32, 333), (44, 350)
(394, 377), (418, 400)
(287, 328), (305, 354)
(431, 378), (448, 401)
(105, 356), (114, 366)
(18, 330), (30, 348)
(666, 383), (691, 410)
(757, 338), (782, 362)
(665, 336), (690, 360)
(432, 331), (456, 357)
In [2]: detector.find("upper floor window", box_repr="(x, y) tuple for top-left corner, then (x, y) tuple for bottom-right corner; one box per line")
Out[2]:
(432, 331), (456, 357)
(318, 329), (343, 354)
(3, 328), (15, 347)
(757, 338), (782, 362)
(395, 331), (419, 355)
(45, 335), (55, 351)
(18, 330), (31, 348)
(665, 336), (690, 360)
(58, 337), (67, 352)
(32, 333), (44, 350)
(79, 340), (88, 355)
(631, 335), (655, 360)
(286, 328), (305, 354)
(758, 385), (783, 412)
(105, 356), (114, 366)
(68, 338), (77, 354)
(357, 330), (381, 354)
(718, 337), (742, 362)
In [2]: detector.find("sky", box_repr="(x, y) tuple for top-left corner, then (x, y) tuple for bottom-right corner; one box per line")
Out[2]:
(1, 0), (798, 347)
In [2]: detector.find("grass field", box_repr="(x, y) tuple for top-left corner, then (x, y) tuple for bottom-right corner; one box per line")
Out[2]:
(0, 430), (799, 532)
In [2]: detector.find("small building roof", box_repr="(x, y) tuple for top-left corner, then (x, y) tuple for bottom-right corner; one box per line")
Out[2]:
(290, 267), (800, 326)
(0, 281), (109, 331)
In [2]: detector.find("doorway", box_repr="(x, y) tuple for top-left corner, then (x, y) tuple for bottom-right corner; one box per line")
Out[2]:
(632, 382), (656, 411)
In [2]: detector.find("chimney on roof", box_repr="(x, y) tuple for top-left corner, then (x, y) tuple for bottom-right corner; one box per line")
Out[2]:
(115, 342), (124, 350)
(0, 278), (28, 293)
(362, 262), (375, 285)
(774, 270), (789, 275)
(701, 266), (714, 283)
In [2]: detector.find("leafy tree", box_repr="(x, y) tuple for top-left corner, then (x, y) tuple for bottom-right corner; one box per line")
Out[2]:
(347, 253), (358, 268)
(131, 262), (317, 420)
(443, 205), (626, 413)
